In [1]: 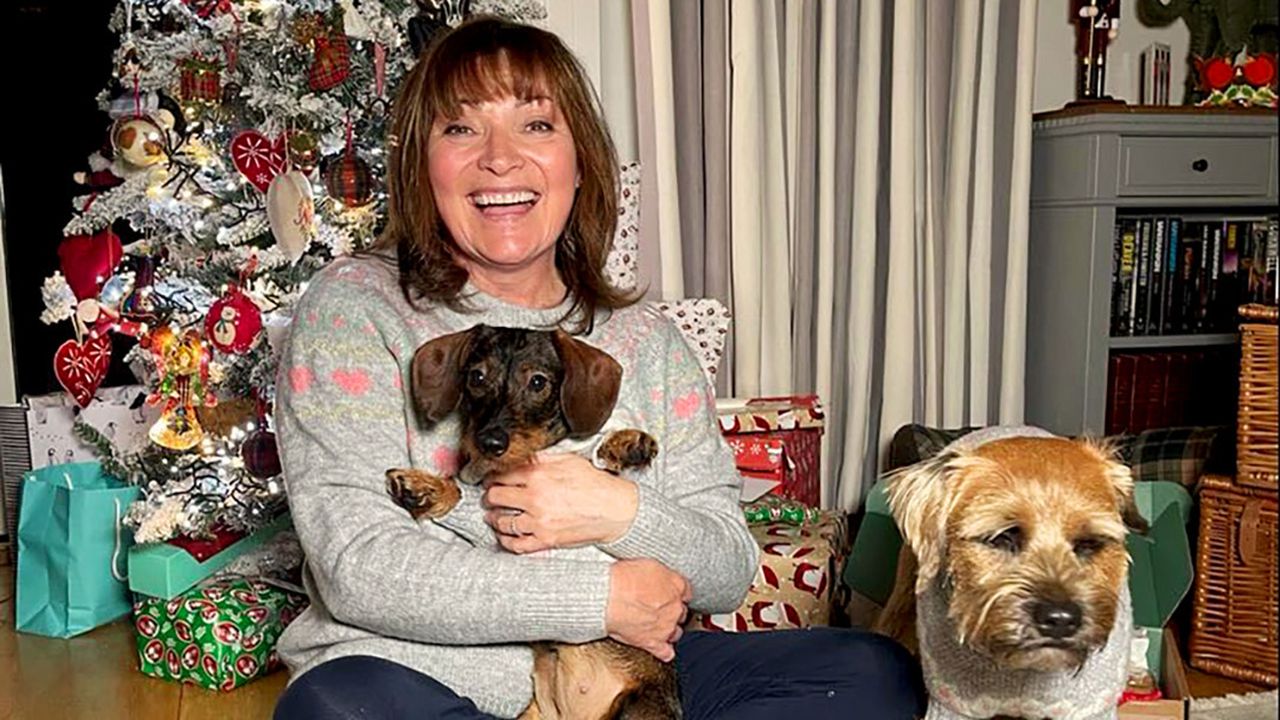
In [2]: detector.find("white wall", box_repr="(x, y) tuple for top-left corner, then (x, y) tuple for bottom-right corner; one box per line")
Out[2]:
(0, 167), (15, 406)
(1034, 2), (1191, 113)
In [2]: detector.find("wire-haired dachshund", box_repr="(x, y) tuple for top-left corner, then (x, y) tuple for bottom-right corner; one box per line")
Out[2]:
(386, 324), (680, 720)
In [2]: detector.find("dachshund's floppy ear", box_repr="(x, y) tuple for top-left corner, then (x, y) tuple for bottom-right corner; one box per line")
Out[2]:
(410, 327), (475, 424)
(884, 451), (958, 593)
(551, 330), (623, 438)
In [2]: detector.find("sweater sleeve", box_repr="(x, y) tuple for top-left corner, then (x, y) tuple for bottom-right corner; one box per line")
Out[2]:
(598, 318), (759, 613)
(277, 277), (611, 646)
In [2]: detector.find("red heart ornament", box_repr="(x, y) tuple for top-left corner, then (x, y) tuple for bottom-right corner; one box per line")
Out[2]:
(230, 131), (286, 193)
(53, 334), (112, 408)
(58, 228), (123, 301)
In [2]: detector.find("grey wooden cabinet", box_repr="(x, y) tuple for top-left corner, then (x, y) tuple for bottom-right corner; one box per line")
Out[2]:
(1026, 107), (1278, 437)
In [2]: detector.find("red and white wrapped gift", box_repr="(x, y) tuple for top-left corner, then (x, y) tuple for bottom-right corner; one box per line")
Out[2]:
(717, 395), (825, 507)
(690, 512), (846, 632)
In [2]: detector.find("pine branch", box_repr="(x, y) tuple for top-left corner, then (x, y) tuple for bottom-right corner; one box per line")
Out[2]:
(72, 418), (132, 480)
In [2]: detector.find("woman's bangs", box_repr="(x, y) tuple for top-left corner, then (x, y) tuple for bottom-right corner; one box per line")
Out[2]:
(427, 45), (554, 119)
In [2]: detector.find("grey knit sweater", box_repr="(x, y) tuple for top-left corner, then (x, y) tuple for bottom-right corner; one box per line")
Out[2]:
(919, 426), (1130, 720)
(274, 255), (759, 718)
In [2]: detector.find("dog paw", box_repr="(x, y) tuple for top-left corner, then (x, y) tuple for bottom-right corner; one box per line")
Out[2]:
(385, 468), (461, 520)
(598, 429), (659, 473)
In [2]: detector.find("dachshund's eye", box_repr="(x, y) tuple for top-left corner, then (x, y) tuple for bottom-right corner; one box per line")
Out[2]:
(1072, 536), (1108, 559)
(984, 527), (1024, 554)
(467, 368), (486, 386)
(528, 373), (549, 392)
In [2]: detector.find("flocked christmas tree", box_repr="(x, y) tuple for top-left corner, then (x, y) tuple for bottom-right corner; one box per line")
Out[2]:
(42, 0), (547, 544)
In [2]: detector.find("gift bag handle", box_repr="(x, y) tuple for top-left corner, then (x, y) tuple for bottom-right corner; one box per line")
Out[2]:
(111, 497), (128, 583)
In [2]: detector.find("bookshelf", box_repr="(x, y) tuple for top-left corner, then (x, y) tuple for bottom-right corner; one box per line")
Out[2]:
(1026, 106), (1278, 437)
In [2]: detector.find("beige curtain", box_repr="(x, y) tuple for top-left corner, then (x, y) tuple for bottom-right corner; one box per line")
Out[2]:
(666, 0), (1038, 510)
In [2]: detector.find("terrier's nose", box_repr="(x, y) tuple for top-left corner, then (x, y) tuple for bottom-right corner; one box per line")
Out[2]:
(477, 428), (509, 457)
(1032, 600), (1082, 639)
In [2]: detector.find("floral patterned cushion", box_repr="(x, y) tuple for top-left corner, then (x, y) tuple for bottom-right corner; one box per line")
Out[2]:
(604, 162), (730, 385)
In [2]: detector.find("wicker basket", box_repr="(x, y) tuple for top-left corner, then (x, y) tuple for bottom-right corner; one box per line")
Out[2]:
(1189, 475), (1278, 686)
(1238, 304), (1278, 490)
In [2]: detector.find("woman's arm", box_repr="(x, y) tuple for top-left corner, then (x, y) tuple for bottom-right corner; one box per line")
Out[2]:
(278, 275), (611, 645)
(595, 317), (759, 613)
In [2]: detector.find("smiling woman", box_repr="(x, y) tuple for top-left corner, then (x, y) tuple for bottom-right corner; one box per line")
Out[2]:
(373, 16), (632, 330)
(273, 14), (925, 720)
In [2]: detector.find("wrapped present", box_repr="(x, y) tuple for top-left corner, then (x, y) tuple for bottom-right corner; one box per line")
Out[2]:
(128, 513), (293, 600)
(2, 387), (157, 563)
(691, 511), (846, 632)
(717, 396), (825, 507)
(134, 576), (308, 691)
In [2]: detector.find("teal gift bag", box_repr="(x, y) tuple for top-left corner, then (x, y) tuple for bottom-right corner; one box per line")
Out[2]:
(15, 461), (142, 638)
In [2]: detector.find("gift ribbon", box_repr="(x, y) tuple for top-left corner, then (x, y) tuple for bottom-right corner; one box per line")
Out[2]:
(373, 42), (386, 97)
(112, 497), (129, 583)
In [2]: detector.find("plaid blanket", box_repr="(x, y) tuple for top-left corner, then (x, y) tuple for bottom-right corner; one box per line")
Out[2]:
(886, 423), (1230, 489)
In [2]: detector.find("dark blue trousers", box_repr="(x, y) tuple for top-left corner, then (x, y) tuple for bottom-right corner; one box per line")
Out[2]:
(275, 627), (926, 719)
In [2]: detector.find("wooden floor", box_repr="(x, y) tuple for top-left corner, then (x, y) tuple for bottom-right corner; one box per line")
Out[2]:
(0, 561), (1267, 720)
(0, 567), (285, 720)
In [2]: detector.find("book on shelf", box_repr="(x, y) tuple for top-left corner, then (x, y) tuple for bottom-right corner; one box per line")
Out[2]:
(1105, 348), (1237, 434)
(1110, 214), (1278, 338)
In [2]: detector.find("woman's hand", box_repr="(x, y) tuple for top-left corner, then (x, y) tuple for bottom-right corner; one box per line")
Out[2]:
(483, 452), (639, 553)
(605, 559), (690, 662)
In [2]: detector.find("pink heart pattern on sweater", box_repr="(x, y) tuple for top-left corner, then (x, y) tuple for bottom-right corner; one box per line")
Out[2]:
(288, 366), (313, 394)
(331, 368), (371, 396)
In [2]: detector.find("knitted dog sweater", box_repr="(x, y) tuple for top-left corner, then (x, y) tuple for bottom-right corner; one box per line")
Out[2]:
(918, 426), (1131, 720)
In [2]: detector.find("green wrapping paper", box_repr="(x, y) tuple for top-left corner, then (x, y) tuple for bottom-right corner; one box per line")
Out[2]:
(742, 494), (822, 525)
(133, 577), (309, 691)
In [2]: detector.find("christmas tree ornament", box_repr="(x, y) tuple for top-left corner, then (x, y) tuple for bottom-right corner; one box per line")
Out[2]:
(240, 391), (281, 479)
(57, 227), (124, 301)
(204, 286), (263, 355)
(241, 427), (281, 479)
(54, 332), (112, 408)
(286, 131), (320, 175)
(145, 326), (216, 451)
(266, 170), (317, 261)
(322, 150), (374, 207)
(120, 255), (160, 325)
(308, 30), (352, 92)
(111, 114), (169, 169)
(178, 54), (221, 104)
(230, 130), (286, 193)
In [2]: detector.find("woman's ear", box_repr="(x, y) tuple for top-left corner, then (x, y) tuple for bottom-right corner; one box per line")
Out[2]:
(410, 327), (475, 424)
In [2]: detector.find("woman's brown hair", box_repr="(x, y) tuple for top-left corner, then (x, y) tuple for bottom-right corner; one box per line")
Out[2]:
(371, 15), (637, 333)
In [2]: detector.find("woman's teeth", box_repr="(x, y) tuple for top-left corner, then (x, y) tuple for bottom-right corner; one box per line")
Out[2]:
(471, 191), (538, 207)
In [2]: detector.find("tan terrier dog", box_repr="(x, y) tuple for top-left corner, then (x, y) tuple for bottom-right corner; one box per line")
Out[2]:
(875, 427), (1144, 720)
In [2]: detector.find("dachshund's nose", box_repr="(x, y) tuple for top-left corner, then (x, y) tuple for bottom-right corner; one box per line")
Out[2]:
(477, 428), (509, 457)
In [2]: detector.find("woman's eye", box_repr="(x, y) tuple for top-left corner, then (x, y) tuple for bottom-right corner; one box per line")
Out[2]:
(528, 374), (548, 391)
(443, 124), (473, 136)
(526, 120), (553, 133)
(467, 368), (486, 386)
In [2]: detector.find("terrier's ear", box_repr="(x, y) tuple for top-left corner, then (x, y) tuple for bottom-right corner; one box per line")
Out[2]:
(551, 330), (622, 438)
(1078, 436), (1148, 535)
(410, 327), (475, 424)
(884, 451), (957, 592)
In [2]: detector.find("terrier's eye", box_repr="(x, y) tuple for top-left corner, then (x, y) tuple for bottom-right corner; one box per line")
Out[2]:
(1072, 536), (1108, 559)
(984, 527), (1023, 554)
(467, 368), (486, 386)
(528, 373), (549, 392)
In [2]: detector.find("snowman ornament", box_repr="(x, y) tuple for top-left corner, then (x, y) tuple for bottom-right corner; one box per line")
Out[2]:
(204, 286), (262, 355)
